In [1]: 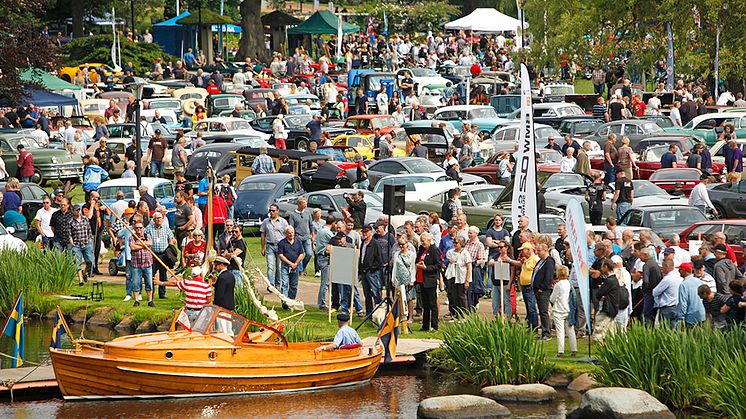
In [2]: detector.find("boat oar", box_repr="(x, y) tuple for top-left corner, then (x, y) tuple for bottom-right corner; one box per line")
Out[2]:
(101, 201), (181, 282)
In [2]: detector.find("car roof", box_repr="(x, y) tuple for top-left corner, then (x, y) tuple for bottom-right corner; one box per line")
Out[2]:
(371, 156), (424, 164)
(686, 219), (746, 227)
(436, 105), (492, 111)
(99, 177), (172, 189)
(346, 115), (391, 120)
(534, 102), (582, 109)
(198, 117), (246, 123)
(192, 143), (245, 152)
(631, 204), (701, 211)
(238, 173), (296, 184)
(377, 173), (443, 180)
(688, 112), (746, 124)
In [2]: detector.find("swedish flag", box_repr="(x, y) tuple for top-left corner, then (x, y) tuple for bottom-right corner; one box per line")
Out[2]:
(50, 307), (68, 349)
(377, 296), (400, 363)
(2, 292), (24, 368)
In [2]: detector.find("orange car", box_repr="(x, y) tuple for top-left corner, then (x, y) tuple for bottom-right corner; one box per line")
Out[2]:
(342, 115), (397, 135)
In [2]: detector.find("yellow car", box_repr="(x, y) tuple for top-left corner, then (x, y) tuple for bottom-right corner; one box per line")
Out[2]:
(58, 63), (122, 84)
(332, 133), (406, 159)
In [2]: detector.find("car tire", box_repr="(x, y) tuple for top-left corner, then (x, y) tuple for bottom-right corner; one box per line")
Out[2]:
(108, 259), (119, 276)
(714, 203), (727, 219)
(32, 170), (44, 186)
(296, 138), (310, 151)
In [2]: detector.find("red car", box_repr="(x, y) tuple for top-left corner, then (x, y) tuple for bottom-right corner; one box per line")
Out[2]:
(590, 144), (725, 180)
(343, 115), (397, 135)
(649, 168), (702, 196)
(677, 220), (746, 266)
(465, 148), (601, 184)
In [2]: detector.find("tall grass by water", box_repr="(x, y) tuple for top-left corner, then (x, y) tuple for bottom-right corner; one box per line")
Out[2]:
(595, 323), (746, 416)
(429, 313), (552, 386)
(0, 248), (78, 315)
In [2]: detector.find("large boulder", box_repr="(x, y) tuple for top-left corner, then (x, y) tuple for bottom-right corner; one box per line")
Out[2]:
(567, 387), (675, 419)
(135, 320), (157, 334)
(567, 373), (600, 393)
(418, 395), (512, 419)
(70, 309), (88, 323)
(481, 384), (557, 403)
(543, 373), (572, 388)
(114, 316), (136, 332)
(87, 307), (115, 327)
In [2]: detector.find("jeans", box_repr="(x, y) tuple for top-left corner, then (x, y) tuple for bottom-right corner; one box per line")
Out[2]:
(340, 284), (363, 314)
(265, 243), (281, 289)
(355, 179), (370, 190)
(227, 206), (235, 221)
(149, 161), (164, 178)
(131, 266), (153, 293)
(317, 255), (330, 309)
(53, 241), (69, 253)
(21, 176), (32, 183)
(658, 305), (679, 329)
(642, 294), (657, 325)
(298, 237), (313, 273)
(616, 202), (631, 221)
(492, 281), (512, 317)
(71, 243), (94, 265)
(125, 263), (134, 296)
(603, 162), (616, 185)
(536, 288), (552, 338)
(499, 177), (511, 187)
(280, 264), (299, 299)
(153, 252), (168, 297)
(522, 286), (539, 330)
(231, 269), (244, 289)
(41, 236), (54, 251)
(593, 83), (604, 96)
(361, 269), (383, 315)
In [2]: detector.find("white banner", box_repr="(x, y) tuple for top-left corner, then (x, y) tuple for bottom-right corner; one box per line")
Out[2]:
(336, 15), (343, 58)
(565, 198), (591, 334)
(330, 246), (358, 286)
(511, 63), (538, 233)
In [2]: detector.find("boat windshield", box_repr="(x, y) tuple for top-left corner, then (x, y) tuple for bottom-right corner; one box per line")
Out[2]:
(192, 306), (247, 338)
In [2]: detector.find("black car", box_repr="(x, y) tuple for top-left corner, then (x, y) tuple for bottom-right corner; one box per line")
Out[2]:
(707, 180), (746, 218)
(0, 182), (49, 225)
(184, 143), (243, 181)
(234, 174), (305, 227)
(250, 115), (355, 151)
(558, 118), (604, 140)
(301, 161), (357, 191)
(276, 188), (386, 227)
(633, 135), (700, 155)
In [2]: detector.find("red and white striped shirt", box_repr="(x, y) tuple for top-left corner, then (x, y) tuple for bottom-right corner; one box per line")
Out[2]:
(177, 277), (213, 310)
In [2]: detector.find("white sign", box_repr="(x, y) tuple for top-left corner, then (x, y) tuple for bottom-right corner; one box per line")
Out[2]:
(511, 63), (538, 233)
(330, 246), (358, 286)
(566, 198), (591, 334)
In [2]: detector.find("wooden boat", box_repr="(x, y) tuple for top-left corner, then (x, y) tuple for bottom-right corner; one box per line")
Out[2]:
(50, 305), (383, 400)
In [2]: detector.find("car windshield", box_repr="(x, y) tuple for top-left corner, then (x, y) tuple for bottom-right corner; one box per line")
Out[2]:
(633, 180), (669, 197)
(6, 137), (43, 150)
(544, 85), (574, 96)
(150, 123), (173, 135)
(237, 181), (279, 191)
(451, 67), (470, 77)
(332, 192), (383, 210)
(573, 121), (602, 134)
(98, 186), (136, 201)
(644, 146), (684, 161)
(371, 117), (396, 129)
(150, 100), (181, 109)
(539, 216), (564, 234)
(468, 108), (498, 119)
(543, 173), (585, 189)
(648, 209), (707, 228)
(405, 158), (443, 173)
(316, 148), (347, 162)
(471, 187), (504, 206)
(642, 122), (664, 133)
(374, 176), (434, 193)
(650, 169), (700, 181)
(536, 126), (562, 140)
(555, 106), (585, 116)
(214, 97), (243, 108)
(233, 137), (268, 148)
(224, 120), (251, 131)
(410, 68), (438, 77)
(346, 136), (369, 148)
(540, 150), (563, 163)
(367, 75), (395, 91)
(285, 115), (312, 128)
(246, 91), (269, 100)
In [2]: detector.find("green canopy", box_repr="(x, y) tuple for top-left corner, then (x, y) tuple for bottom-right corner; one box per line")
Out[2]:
(287, 10), (360, 35)
(20, 68), (81, 91)
(176, 9), (235, 25)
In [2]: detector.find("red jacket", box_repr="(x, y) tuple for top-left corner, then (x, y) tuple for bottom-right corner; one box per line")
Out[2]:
(203, 194), (228, 225)
(17, 150), (34, 178)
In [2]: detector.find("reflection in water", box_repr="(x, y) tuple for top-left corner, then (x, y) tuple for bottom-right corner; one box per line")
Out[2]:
(2, 320), (579, 418)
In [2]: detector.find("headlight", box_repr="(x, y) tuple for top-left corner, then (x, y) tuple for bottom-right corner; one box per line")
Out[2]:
(51, 156), (58, 163)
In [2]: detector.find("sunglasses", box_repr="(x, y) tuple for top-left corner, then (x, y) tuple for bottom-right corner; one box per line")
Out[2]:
(269, 209), (278, 212)
(497, 245), (506, 248)
(135, 227), (144, 229)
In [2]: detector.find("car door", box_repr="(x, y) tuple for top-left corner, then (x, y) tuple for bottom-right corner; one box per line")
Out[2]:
(1, 140), (19, 176)
(307, 193), (338, 218)
(729, 180), (746, 218)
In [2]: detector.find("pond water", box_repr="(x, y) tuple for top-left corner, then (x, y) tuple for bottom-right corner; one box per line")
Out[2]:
(1, 319), (580, 418)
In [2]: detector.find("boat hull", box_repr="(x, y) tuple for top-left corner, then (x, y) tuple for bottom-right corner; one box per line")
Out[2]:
(51, 345), (382, 400)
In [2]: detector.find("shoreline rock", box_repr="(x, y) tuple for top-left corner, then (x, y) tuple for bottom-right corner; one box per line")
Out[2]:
(87, 307), (115, 327)
(135, 320), (157, 334)
(481, 383), (557, 403)
(418, 395), (511, 418)
(567, 387), (675, 418)
(567, 373), (599, 393)
(114, 316), (136, 332)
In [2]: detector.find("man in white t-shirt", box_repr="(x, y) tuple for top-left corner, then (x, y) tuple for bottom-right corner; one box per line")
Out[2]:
(110, 190), (129, 218)
(375, 88), (389, 115)
(33, 196), (57, 249)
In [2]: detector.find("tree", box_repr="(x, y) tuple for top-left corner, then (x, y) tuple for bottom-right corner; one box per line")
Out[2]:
(236, 0), (270, 63)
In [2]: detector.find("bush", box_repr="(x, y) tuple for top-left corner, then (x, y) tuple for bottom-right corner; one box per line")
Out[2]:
(0, 248), (78, 315)
(595, 323), (746, 414)
(429, 313), (552, 386)
(62, 35), (178, 75)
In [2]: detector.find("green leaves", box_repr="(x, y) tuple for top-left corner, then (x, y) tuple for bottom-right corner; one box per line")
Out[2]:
(429, 313), (552, 386)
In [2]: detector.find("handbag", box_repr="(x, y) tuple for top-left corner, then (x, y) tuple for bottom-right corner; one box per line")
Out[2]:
(163, 244), (178, 268)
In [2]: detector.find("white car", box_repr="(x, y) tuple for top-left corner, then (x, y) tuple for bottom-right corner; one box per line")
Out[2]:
(398, 68), (452, 96)
(185, 117), (271, 141)
(480, 122), (563, 157)
(372, 172), (486, 201)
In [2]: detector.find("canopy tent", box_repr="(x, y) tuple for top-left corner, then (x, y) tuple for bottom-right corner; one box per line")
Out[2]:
(444, 8), (525, 33)
(20, 68), (81, 91)
(287, 10), (360, 35)
(176, 10), (236, 66)
(262, 10), (302, 53)
(0, 89), (78, 108)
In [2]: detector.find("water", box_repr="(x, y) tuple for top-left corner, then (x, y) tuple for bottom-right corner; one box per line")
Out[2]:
(1, 320), (580, 418)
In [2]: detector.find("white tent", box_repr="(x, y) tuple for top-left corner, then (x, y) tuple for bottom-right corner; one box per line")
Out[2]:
(444, 8), (525, 33)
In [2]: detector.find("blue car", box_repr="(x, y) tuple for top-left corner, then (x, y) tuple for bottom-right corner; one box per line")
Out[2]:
(432, 105), (510, 134)
(97, 177), (177, 226)
(234, 174), (305, 227)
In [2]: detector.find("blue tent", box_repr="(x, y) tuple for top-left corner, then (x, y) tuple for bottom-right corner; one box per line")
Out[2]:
(152, 11), (241, 58)
(0, 89), (78, 108)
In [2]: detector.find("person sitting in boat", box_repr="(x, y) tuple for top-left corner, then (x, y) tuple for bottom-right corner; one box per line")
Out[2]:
(314, 313), (362, 354)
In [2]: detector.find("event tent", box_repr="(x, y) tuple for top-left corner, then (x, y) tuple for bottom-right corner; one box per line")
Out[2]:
(444, 8), (524, 33)
(0, 89), (78, 107)
(20, 68), (81, 92)
(287, 10), (360, 35)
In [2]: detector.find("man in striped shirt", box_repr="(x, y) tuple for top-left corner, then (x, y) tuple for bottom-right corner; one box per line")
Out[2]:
(155, 267), (213, 322)
(592, 96), (607, 121)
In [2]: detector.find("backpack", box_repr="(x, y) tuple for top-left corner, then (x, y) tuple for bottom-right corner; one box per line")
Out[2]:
(617, 284), (630, 310)
(219, 185), (235, 207)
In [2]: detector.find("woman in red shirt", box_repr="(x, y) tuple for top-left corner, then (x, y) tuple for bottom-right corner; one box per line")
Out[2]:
(183, 229), (207, 267)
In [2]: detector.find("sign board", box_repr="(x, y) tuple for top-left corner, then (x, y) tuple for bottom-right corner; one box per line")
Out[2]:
(330, 246), (358, 286)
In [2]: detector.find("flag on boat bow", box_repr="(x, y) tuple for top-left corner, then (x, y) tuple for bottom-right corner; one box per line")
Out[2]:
(50, 307), (69, 349)
(377, 295), (400, 363)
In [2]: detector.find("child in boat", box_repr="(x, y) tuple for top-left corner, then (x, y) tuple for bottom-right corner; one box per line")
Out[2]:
(314, 313), (361, 354)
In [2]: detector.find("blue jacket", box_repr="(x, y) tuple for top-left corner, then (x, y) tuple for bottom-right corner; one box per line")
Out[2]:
(82, 164), (108, 191)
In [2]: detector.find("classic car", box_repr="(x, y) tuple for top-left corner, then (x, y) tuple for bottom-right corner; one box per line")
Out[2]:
(365, 157), (445, 189)
(243, 88), (276, 112)
(432, 105), (508, 134)
(85, 137), (177, 177)
(148, 98), (184, 121)
(707, 179), (746, 219)
(0, 181), (49, 225)
(0, 134), (84, 185)
(79, 99), (111, 121)
(534, 82), (575, 103)
(397, 67), (451, 96)
(331, 133), (400, 160)
(98, 177), (176, 225)
(619, 205), (708, 239)
(678, 220), (746, 266)
(481, 123), (562, 157)
(184, 143), (245, 181)
(558, 118), (604, 140)
(58, 63), (122, 84)
(584, 119), (671, 149)
(233, 147), (331, 186)
(206, 94), (247, 117)
(589, 144), (725, 180)
(648, 168), (704, 196)
(233, 174), (305, 227)
(438, 64), (471, 85)
(186, 117), (270, 142)
(633, 135), (700, 155)
(50, 115), (95, 139)
(531, 102), (592, 128)
(635, 115), (674, 128)
(401, 126), (452, 164)
(406, 184), (506, 227)
(284, 94), (322, 112)
(664, 112), (746, 145)
(342, 115), (397, 135)
(171, 87), (209, 115)
(96, 91), (132, 114)
(708, 138), (746, 165)
(372, 173), (486, 198)
(249, 115), (355, 151)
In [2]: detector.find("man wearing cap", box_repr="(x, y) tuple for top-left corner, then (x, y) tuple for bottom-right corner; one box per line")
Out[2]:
(155, 267), (213, 322)
(359, 224), (383, 316)
(689, 174), (717, 216)
(503, 242), (540, 331)
(713, 243), (744, 294)
(278, 226), (304, 299)
(52, 188), (65, 208)
(653, 259), (683, 328)
(693, 258), (716, 293)
(677, 262), (706, 326)
(146, 129), (168, 178)
(69, 204), (94, 285)
(610, 167), (634, 220)
(212, 256), (235, 311)
(314, 313), (362, 354)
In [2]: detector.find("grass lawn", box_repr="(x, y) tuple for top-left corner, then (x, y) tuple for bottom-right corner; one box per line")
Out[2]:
(574, 78), (594, 94)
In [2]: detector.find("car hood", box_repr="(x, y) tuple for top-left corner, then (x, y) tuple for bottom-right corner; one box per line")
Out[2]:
(633, 195), (688, 207)
(234, 191), (275, 219)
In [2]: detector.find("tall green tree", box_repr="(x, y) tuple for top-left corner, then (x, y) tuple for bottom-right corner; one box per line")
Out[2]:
(236, 0), (270, 63)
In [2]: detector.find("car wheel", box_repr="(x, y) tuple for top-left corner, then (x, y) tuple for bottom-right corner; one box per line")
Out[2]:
(108, 259), (119, 276)
(296, 138), (310, 151)
(32, 170), (44, 186)
(714, 203), (727, 219)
